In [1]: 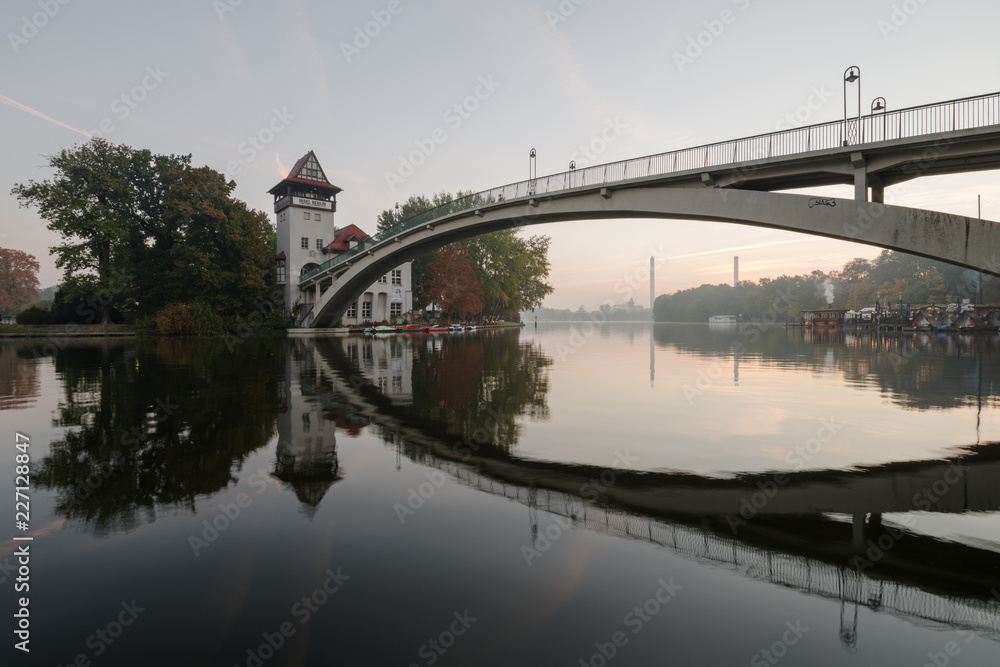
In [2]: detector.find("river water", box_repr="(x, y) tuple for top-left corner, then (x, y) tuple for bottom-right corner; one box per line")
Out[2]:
(2, 323), (1000, 666)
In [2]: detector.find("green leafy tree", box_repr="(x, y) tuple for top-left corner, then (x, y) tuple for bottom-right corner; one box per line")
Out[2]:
(13, 139), (275, 327)
(12, 139), (190, 323)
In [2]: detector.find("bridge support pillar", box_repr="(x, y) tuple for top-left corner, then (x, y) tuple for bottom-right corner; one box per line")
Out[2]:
(869, 175), (884, 204)
(852, 512), (866, 551)
(851, 152), (868, 202)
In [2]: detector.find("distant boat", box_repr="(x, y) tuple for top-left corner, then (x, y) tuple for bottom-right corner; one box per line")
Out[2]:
(709, 315), (741, 323)
(423, 325), (450, 333)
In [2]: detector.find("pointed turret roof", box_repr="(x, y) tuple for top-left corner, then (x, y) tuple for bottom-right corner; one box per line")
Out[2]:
(268, 150), (342, 196)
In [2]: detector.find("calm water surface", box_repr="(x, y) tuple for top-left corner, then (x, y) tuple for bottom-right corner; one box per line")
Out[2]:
(2, 323), (1000, 666)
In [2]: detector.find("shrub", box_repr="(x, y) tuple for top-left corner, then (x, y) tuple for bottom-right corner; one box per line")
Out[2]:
(154, 302), (225, 336)
(16, 305), (53, 325)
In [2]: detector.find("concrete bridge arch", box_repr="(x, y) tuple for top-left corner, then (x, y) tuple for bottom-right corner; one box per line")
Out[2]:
(302, 186), (1000, 327)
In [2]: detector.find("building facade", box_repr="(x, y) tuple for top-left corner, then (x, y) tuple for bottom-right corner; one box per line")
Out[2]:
(271, 151), (412, 325)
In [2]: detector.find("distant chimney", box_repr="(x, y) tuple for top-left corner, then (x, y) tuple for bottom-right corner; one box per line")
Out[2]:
(734, 256), (739, 286)
(650, 256), (655, 312)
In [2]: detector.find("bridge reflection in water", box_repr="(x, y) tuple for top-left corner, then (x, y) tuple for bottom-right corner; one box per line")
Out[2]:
(290, 335), (1000, 652)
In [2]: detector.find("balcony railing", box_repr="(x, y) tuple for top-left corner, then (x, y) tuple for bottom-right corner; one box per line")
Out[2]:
(300, 91), (1000, 284)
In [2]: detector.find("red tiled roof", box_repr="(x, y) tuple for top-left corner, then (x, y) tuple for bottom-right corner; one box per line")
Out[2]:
(275, 251), (286, 260)
(325, 224), (370, 252)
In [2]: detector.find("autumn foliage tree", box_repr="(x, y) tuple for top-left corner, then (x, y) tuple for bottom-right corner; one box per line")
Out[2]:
(0, 247), (40, 317)
(425, 245), (484, 319)
(376, 191), (554, 318)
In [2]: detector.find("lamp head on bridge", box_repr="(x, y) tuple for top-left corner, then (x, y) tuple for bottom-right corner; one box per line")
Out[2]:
(871, 97), (886, 113)
(530, 148), (536, 158)
(844, 67), (860, 83)
(569, 160), (576, 170)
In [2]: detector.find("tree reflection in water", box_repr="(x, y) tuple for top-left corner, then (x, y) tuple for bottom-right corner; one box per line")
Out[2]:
(37, 338), (284, 535)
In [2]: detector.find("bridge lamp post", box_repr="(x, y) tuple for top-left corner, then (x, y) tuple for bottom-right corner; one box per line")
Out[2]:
(842, 66), (861, 146)
(568, 160), (576, 188)
(871, 97), (887, 142)
(529, 148), (537, 195)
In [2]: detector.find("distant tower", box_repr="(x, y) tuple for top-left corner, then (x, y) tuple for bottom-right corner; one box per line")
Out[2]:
(269, 151), (342, 310)
(734, 256), (739, 286)
(649, 256), (655, 314)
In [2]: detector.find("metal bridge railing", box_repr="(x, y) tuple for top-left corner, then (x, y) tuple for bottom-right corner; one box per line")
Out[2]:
(300, 91), (1000, 284)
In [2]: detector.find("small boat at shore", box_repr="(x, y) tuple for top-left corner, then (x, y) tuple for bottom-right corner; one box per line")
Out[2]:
(424, 325), (450, 333)
(708, 315), (741, 323)
(363, 325), (398, 335)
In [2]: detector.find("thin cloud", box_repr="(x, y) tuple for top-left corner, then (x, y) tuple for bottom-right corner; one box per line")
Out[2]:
(668, 238), (810, 261)
(0, 93), (93, 140)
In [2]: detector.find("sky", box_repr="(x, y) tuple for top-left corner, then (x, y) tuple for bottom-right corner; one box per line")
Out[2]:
(1, 0), (998, 310)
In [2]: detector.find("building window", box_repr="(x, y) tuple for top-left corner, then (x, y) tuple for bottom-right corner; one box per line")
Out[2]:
(316, 239), (323, 250)
(276, 259), (286, 284)
(315, 213), (321, 221)
(378, 274), (387, 283)
(361, 301), (372, 318)
(302, 413), (311, 433)
(392, 269), (402, 285)
(304, 211), (311, 220)
(346, 301), (357, 318)
(390, 302), (401, 316)
(301, 237), (309, 249)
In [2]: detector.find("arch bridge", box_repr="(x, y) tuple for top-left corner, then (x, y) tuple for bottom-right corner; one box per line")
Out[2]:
(300, 92), (1000, 327)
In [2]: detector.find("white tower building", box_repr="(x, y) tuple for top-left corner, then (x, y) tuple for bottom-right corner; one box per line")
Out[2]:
(270, 151), (342, 311)
(271, 151), (412, 325)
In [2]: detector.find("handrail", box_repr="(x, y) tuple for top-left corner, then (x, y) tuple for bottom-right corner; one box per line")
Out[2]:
(300, 91), (1000, 284)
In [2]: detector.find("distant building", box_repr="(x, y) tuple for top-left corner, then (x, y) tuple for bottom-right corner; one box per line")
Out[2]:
(802, 309), (851, 327)
(270, 151), (411, 325)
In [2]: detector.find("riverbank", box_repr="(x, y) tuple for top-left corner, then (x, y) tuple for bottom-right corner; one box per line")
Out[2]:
(0, 324), (137, 338)
(287, 322), (526, 336)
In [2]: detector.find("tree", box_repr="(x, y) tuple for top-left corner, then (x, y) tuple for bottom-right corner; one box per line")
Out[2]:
(425, 245), (483, 318)
(12, 139), (276, 327)
(12, 139), (189, 323)
(0, 247), (39, 316)
(463, 230), (553, 319)
(143, 166), (274, 319)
